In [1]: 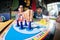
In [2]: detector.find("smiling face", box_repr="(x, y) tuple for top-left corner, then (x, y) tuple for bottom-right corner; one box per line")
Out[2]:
(36, 8), (42, 14)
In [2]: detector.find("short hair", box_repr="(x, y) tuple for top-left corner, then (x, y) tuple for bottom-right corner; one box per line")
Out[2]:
(36, 6), (43, 9)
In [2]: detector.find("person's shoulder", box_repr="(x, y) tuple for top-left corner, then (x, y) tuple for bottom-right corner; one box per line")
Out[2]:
(34, 11), (37, 14)
(30, 10), (33, 11)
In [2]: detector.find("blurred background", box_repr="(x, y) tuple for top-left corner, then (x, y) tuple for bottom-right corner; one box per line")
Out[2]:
(0, 0), (60, 20)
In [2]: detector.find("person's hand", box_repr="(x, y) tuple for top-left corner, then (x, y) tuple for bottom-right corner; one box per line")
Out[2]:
(56, 16), (60, 23)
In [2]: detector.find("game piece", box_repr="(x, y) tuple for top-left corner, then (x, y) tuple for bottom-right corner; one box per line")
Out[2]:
(17, 20), (19, 26)
(28, 21), (32, 30)
(38, 19), (47, 26)
(24, 20), (28, 26)
(20, 21), (24, 29)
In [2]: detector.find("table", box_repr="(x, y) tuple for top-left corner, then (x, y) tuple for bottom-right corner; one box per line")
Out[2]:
(2, 19), (56, 40)
(0, 19), (13, 32)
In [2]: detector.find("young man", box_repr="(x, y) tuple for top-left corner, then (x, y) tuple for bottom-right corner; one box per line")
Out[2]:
(33, 6), (43, 19)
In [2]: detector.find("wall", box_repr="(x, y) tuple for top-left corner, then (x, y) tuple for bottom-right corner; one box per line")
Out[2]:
(0, 12), (10, 21)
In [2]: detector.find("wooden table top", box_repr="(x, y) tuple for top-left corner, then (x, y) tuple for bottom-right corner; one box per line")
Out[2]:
(0, 19), (13, 32)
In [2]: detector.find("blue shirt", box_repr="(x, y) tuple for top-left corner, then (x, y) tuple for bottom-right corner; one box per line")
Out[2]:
(34, 12), (43, 19)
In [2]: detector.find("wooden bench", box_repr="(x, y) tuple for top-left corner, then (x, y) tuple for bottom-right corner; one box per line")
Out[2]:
(0, 19), (13, 32)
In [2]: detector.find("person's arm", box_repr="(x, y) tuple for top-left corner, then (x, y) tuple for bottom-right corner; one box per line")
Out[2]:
(30, 10), (34, 21)
(16, 12), (19, 20)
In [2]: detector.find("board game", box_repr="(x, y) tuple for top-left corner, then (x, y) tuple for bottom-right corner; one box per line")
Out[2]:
(3, 18), (56, 40)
